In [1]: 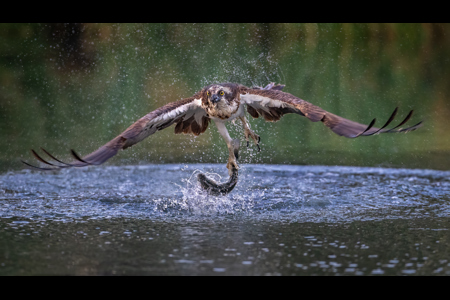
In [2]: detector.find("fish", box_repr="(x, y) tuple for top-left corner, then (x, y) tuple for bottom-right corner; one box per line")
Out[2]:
(197, 165), (239, 196)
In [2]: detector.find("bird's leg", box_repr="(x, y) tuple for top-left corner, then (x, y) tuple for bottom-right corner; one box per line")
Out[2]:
(239, 116), (260, 151)
(227, 139), (240, 174)
(214, 121), (240, 176)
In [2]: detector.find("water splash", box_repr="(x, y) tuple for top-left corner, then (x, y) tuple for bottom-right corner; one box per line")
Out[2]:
(153, 168), (254, 217)
(1, 164), (449, 223)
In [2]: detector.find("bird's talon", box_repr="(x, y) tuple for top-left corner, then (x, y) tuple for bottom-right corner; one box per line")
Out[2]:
(227, 160), (239, 176)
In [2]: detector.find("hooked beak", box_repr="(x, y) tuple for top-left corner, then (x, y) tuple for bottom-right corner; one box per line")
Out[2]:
(211, 94), (220, 103)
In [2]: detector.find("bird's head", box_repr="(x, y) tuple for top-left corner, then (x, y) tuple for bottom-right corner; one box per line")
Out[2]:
(201, 83), (237, 106)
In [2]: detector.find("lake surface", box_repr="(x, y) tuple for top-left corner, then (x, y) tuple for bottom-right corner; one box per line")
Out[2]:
(1, 163), (449, 275)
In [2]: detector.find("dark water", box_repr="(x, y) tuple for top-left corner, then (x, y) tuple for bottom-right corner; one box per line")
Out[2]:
(1, 164), (449, 275)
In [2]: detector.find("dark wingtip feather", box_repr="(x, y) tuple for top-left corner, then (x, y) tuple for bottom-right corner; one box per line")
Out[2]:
(70, 149), (92, 165)
(383, 110), (414, 133)
(31, 149), (57, 166)
(363, 107), (398, 136)
(21, 159), (55, 171)
(398, 121), (424, 133)
(356, 118), (376, 137)
(354, 108), (422, 137)
(40, 147), (76, 167)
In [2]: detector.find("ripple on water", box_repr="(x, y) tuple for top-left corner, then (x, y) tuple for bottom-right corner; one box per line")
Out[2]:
(1, 164), (449, 222)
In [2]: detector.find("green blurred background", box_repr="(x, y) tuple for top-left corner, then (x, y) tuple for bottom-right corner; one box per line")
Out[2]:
(1, 23), (449, 173)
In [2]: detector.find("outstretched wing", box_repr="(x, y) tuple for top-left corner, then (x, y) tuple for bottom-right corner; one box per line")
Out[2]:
(23, 95), (210, 170)
(240, 86), (423, 138)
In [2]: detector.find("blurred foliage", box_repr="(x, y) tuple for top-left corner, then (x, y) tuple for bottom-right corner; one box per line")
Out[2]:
(1, 23), (449, 172)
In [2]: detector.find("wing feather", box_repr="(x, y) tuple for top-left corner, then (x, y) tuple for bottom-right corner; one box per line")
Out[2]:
(240, 87), (422, 138)
(24, 95), (209, 170)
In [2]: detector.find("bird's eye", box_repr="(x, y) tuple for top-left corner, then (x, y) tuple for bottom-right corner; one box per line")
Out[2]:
(207, 91), (210, 96)
(219, 91), (224, 96)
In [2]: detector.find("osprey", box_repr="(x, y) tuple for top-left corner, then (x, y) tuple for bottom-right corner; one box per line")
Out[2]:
(23, 82), (422, 179)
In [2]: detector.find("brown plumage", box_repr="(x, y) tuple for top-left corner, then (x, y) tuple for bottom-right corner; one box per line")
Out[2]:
(22, 82), (423, 171)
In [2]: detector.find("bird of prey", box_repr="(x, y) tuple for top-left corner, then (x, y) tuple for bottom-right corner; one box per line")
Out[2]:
(23, 82), (422, 180)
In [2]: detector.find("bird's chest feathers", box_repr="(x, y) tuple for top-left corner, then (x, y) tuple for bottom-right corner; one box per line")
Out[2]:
(205, 99), (240, 120)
